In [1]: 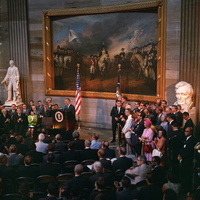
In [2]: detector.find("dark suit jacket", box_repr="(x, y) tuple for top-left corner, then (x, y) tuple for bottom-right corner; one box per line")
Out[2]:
(40, 109), (51, 117)
(104, 147), (115, 159)
(99, 158), (112, 170)
(17, 165), (40, 179)
(55, 141), (68, 152)
(175, 111), (183, 127)
(8, 136), (17, 145)
(117, 188), (139, 200)
(68, 175), (91, 190)
(80, 148), (98, 161)
(184, 118), (194, 130)
(22, 109), (30, 116)
(132, 120), (145, 136)
(16, 144), (29, 155)
(180, 135), (196, 166)
(0, 113), (11, 127)
(0, 165), (14, 179)
(73, 139), (85, 151)
(152, 165), (166, 187)
(90, 171), (113, 188)
(112, 156), (132, 172)
(64, 104), (75, 120)
(8, 153), (24, 166)
(13, 113), (28, 127)
(110, 106), (125, 122)
(61, 150), (80, 163)
(43, 152), (61, 163)
(25, 150), (44, 163)
(40, 162), (60, 177)
(37, 105), (44, 113)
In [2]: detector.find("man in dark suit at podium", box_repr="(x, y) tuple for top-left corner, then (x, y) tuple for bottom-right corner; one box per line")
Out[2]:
(64, 98), (76, 132)
(110, 100), (125, 143)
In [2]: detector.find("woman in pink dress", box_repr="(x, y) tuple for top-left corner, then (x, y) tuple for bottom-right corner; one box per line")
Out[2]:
(140, 119), (155, 161)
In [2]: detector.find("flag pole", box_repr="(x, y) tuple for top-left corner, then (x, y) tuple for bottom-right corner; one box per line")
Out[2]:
(116, 64), (122, 99)
(75, 63), (81, 131)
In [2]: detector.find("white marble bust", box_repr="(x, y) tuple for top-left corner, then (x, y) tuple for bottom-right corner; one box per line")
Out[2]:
(174, 81), (196, 124)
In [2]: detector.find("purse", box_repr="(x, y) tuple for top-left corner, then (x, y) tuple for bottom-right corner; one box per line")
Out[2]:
(152, 149), (163, 158)
(143, 144), (153, 153)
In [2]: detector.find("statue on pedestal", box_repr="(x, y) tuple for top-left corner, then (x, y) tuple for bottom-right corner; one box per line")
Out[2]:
(174, 81), (196, 124)
(1, 60), (23, 106)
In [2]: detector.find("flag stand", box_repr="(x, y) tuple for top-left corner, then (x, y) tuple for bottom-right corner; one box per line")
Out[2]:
(77, 116), (81, 130)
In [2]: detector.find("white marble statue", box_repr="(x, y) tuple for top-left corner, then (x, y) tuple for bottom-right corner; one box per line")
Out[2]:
(1, 60), (23, 106)
(174, 81), (196, 124)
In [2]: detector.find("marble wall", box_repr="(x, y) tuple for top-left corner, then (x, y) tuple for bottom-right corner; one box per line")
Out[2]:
(0, 0), (182, 128)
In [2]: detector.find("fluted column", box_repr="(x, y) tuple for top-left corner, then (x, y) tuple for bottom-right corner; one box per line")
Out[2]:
(7, 0), (30, 103)
(180, 0), (200, 128)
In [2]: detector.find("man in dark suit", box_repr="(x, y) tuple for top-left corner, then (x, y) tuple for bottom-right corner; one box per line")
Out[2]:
(40, 154), (60, 177)
(155, 106), (163, 125)
(90, 161), (113, 188)
(168, 122), (184, 168)
(0, 108), (11, 134)
(54, 134), (68, 152)
(21, 104), (30, 116)
(110, 100), (125, 143)
(40, 104), (51, 117)
(37, 100), (44, 114)
(102, 140), (115, 159)
(112, 147), (132, 172)
(13, 108), (27, 135)
(68, 164), (90, 191)
(42, 182), (59, 200)
(43, 143), (61, 163)
(183, 112), (194, 130)
(116, 176), (139, 200)
(61, 141), (80, 163)
(131, 112), (145, 155)
(72, 130), (85, 150)
(8, 104), (16, 118)
(0, 154), (14, 180)
(17, 155), (39, 179)
(25, 142), (44, 163)
(98, 148), (111, 170)
(8, 144), (24, 166)
(80, 139), (98, 161)
(172, 105), (183, 128)
(178, 127), (196, 193)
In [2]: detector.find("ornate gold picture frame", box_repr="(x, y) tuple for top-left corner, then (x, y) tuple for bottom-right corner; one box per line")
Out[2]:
(43, 0), (166, 101)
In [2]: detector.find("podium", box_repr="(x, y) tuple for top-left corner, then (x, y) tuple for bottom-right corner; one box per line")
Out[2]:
(41, 110), (76, 131)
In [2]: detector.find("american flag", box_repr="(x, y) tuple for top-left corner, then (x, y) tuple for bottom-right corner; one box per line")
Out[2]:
(75, 67), (82, 116)
(116, 65), (121, 99)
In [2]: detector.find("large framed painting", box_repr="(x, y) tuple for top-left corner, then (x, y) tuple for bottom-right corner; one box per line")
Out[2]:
(43, 0), (166, 101)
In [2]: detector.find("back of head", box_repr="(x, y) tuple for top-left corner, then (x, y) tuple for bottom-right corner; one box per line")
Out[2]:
(102, 140), (109, 148)
(47, 143), (55, 152)
(24, 155), (32, 166)
(74, 164), (83, 175)
(138, 155), (147, 163)
(93, 161), (103, 172)
(92, 133), (99, 140)
(0, 154), (7, 165)
(163, 189), (177, 200)
(38, 133), (45, 142)
(68, 141), (75, 150)
(16, 135), (24, 144)
(29, 142), (36, 151)
(47, 153), (55, 163)
(26, 131), (32, 138)
(47, 182), (58, 196)
(9, 144), (17, 153)
(98, 148), (106, 158)
(84, 139), (91, 147)
(152, 156), (161, 165)
(95, 177), (106, 190)
(55, 134), (62, 141)
(72, 130), (80, 139)
(118, 146), (126, 156)
(121, 176), (131, 189)
(18, 184), (30, 197)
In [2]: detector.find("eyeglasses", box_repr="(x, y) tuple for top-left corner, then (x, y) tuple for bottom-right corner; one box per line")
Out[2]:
(137, 159), (141, 161)
(185, 131), (191, 132)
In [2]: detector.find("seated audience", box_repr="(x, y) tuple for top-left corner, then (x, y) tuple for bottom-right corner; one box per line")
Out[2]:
(8, 144), (24, 166)
(24, 131), (35, 147)
(54, 134), (68, 152)
(101, 140), (115, 159)
(90, 161), (113, 188)
(25, 142), (44, 163)
(97, 148), (111, 170)
(18, 183), (32, 200)
(16, 135), (28, 155)
(139, 172), (163, 200)
(43, 143), (61, 163)
(35, 133), (48, 154)
(163, 189), (178, 200)
(112, 147), (132, 172)
(72, 130), (85, 150)
(61, 141), (80, 163)
(42, 182), (59, 200)
(40, 154), (60, 177)
(125, 155), (151, 185)
(115, 176), (139, 200)
(67, 164), (91, 191)
(8, 130), (17, 145)
(0, 154), (14, 180)
(17, 155), (39, 179)
(80, 139), (98, 161)
(90, 133), (102, 150)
